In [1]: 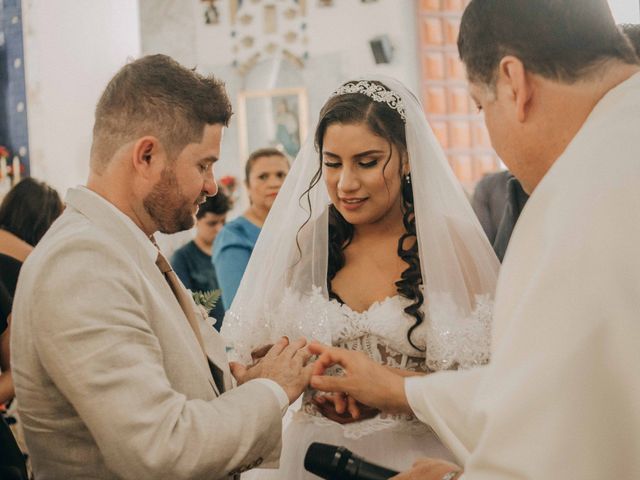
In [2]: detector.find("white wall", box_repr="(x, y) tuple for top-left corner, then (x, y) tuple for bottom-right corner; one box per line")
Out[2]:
(305, 0), (420, 93)
(608, 0), (639, 23)
(22, 0), (141, 195)
(191, 0), (419, 91)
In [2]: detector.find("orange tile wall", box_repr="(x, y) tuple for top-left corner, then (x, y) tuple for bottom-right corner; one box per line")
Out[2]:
(417, 0), (501, 190)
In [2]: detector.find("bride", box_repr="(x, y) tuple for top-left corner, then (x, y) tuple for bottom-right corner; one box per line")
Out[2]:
(222, 76), (499, 477)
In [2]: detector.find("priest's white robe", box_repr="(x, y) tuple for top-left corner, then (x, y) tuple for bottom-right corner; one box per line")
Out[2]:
(406, 72), (640, 479)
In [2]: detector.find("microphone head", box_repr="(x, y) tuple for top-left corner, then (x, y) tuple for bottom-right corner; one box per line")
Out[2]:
(304, 442), (347, 479)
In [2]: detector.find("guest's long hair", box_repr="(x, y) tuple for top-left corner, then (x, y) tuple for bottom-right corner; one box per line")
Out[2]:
(0, 177), (64, 246)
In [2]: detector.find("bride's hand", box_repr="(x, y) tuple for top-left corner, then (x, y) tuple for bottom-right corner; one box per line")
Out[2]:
(250, 343), (273, 364)
(312, 392), (379, 424)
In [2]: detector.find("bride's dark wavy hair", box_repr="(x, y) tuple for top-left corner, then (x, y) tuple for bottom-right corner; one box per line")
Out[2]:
(299, 81), (425, 351)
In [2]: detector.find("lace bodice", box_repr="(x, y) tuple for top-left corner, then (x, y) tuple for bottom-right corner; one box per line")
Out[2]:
(294, 293), (434, 438)
(328, 294), (429, 356)
(224, 286), (492, 438)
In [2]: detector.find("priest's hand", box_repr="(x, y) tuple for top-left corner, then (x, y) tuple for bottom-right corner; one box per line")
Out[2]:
(391, 458), (462, 480)
(308, 342), (412, 414)
(230, 337), (313, 404)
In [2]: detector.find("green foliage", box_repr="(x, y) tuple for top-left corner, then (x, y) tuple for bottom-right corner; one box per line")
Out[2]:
(192, 289), (221, 312)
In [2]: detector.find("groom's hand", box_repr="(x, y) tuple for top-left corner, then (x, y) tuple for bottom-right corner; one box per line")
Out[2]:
(308, 342), (411, 414)
(230, 337), (313, 404)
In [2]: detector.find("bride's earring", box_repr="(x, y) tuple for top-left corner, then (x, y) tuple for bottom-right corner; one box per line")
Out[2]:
(402, 172), (412, 202)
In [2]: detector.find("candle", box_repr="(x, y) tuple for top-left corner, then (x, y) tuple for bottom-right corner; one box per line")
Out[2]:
(0, 157), (6, 179)
(12, 156), (20, 184)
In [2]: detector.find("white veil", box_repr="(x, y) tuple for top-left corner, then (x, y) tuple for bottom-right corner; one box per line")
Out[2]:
(222, 75), (499, 370)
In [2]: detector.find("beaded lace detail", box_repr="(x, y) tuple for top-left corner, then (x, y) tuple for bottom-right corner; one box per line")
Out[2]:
(225, 287), (492, 439)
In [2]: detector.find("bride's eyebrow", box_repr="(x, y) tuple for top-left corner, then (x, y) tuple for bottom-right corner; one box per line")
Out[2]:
(353, 149), (385, 159)
(323, 149), (386, 160)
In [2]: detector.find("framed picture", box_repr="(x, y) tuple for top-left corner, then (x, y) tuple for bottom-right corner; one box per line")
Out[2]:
(237, 87), (309, 162)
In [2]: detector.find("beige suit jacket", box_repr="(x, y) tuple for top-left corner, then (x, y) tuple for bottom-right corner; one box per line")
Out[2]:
(11, 187), (283, 480)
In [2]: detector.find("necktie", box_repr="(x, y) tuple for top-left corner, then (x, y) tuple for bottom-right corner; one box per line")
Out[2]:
(155, 250), (208, 354)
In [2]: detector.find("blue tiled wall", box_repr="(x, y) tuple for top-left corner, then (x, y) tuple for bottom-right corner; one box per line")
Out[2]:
(0, 0), (29, 176)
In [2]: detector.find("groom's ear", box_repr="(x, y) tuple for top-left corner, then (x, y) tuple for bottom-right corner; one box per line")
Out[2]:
(132, 136), (164, 180)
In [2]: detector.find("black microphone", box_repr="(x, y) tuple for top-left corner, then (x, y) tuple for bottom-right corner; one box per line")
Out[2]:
(304, 442), (399, 480)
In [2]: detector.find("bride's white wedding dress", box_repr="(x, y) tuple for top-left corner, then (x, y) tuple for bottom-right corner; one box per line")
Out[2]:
(244, 288), (491, 479)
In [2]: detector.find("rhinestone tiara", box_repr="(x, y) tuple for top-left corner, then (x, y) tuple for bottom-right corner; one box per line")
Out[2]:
(330, 80), (407, 122)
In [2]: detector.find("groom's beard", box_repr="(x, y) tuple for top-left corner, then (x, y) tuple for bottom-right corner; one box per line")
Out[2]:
(144, 167), (198, 234)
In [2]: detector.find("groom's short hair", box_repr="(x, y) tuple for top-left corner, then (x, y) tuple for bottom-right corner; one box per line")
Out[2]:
(458, 0), (638, 87)
(90, 54), (232, 173)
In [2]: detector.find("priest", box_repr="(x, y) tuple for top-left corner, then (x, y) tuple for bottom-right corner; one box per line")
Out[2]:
(309, 1), (640, 479)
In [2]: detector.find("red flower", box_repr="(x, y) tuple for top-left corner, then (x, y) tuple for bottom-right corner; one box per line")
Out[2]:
(219, 175), (236, 187)
(0, 146), (9, 158)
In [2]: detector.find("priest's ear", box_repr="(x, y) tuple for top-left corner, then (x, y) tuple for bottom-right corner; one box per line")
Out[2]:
(498, 55), (534, 123)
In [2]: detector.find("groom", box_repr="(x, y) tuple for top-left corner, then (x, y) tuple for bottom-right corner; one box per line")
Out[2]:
(11, 55), (311, 479)
(309, 0), (640, 479)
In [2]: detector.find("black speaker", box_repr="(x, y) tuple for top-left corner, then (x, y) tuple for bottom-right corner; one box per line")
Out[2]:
(369, 35), (394, 64)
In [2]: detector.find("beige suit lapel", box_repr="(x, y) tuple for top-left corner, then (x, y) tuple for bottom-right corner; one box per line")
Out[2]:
(163, 268), (231, 395)
(200, 325), (234, 392)
(143, 253), (223, 397)
(155, 265), (224, 397)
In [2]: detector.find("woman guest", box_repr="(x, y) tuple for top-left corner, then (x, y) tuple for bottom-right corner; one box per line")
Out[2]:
(0, 178), (63, 404)
(0, 177), (63, 262)
(0, 177), (62, 461)
(171, 191), (231, 330)
(213, 148), (289, 308)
